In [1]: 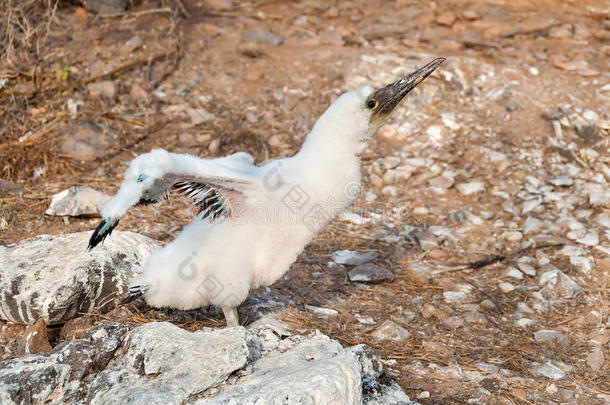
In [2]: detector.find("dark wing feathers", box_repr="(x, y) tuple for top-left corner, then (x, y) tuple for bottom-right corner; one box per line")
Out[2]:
(87, 217), (120, 251)
(173, 181), (232, 220)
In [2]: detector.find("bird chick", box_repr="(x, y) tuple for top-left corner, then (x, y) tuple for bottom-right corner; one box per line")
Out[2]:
(88, 57), (446, 326)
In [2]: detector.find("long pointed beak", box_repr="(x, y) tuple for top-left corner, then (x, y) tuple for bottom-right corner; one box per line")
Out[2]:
(370, 57), (446, 127)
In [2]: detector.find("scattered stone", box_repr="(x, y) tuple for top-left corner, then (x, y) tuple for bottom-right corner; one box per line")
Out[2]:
(0, 232), (159, 324)
(522, 198), (542, 214)
(242, 30), (284, 47)
(539, 269), (583, 298)
(499, 282), (516, 293)
(549, 176), (573, 187)
(428, 175), (454, 189)
(569, 256), (592, 273)
(534, 329), (565, 342)
(87, 81), (116, 98)
(443, 315), (464, 329)
(533, 360), (565, 380)
(576, 232), (599, 246)
(443, 291), (469, 304)
(516, 318), (535, 328)
(418, 231), (439, 250)
(61, 123), (111, 160)
(45, 186), (110, 217)
(331, 250), (379, 265)
(546, 383), (558, 395)
(417, 391), (431, 399)
(506, 267), (524, 280)
(304, 305), (338, 316)
(456, 182), (485, 195)
(517, 262), (537, 276)
(371, 320), (410, 341)
(347, 264), (394, 283)
(586, 349), (604, 371)
(412, 206), (429, 216)
(574, 121), (602, 144)
(436, 11), (457, 26)
(523, 217), (543, 234)
(17, 319), (52, 355)
(447, 209), (483, 224)
(354, 314), (376, 325)
(462, 10), (479, 20)
(186, 108), (216, 125)
(596, 216), (610, 228)
(404, 263), (433, 284)
(504, 231), (523, 242)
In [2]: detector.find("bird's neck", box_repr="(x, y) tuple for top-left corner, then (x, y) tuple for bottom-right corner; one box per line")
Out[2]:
(294, 116), (365, 172)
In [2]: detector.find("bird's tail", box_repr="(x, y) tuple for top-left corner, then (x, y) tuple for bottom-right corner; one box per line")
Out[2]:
(120, 285), (145, 305)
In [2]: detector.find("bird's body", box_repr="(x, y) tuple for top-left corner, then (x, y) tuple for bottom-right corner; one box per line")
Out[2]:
(88, 58), (445, 325)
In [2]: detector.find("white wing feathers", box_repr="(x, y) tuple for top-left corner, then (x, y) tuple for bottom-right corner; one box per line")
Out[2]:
(88, 149), (258, 250)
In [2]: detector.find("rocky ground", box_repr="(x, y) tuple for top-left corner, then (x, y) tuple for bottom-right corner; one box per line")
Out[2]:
(0, 0), (609, 404)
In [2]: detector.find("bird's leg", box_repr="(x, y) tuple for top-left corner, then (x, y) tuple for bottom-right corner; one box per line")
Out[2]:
(222, 306), (239, 326)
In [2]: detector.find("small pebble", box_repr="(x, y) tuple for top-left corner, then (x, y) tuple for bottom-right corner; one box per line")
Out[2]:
(457, 182), (486, 195)
(506, 268), (524, 280)
(504, 231), (523, 242)
(417, 391), (431, 399)
(499, 282), (515, 293)
(412, 206), (429, 216)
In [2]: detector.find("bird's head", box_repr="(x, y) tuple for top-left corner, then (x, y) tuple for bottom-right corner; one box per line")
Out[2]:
(313, 57), (445, 150)
(364, 57), (445, 134)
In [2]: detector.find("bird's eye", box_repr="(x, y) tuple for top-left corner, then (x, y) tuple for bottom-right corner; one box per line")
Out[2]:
(366, 99), (377, 109)
(137, 174), (148, 183)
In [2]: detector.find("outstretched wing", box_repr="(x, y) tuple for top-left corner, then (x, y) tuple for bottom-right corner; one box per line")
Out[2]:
(87, 149), (258, 250)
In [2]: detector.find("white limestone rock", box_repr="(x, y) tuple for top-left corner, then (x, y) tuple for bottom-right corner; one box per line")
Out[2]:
(45, 186), (110, 217)
(89, 322), (249, 404)
(0, 231), (159, 324)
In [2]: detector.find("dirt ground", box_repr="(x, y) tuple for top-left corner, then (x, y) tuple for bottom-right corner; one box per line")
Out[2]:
(1, 0), (609, 404)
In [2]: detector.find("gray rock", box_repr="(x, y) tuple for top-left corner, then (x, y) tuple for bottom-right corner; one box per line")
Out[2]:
(304, 305), (338, 316)
(331, 249), (379, 265)
(586, 349), (604, 371)
(523, 216), (542, 234)
(2, 318), (414, 405)
(532, 360), (565, 380)
(90, 322), (249, 404)
(348, 264), (394, 283)
(539, 269), (583, 298)
(549, 176), (573, 187)
(456, 182), (485, 195)
(0, 354), (73, 404)
(45, 186), (110, 217)
(534, 329), (565, 342)
(193, 335), (362, 405)
(0, 322), (130, 404)
(242, 30), (284, 47)
(0, 231), (159, 324)
(371, 320), (410, 341)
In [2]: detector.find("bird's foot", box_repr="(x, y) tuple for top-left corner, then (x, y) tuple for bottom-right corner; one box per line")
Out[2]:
(222, 307), (239, 326)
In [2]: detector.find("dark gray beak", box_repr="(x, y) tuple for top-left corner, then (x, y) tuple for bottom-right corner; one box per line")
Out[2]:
(369, 57), (446, 128)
